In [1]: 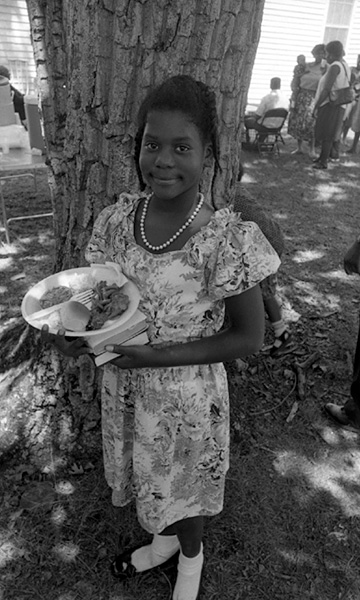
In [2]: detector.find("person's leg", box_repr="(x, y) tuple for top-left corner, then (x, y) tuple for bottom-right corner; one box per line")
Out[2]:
(244, 115), (257, 143)
(330, 140), (340, 159)
(171, 516), (204, 600)
(326, 316), (360, 427)
(308, 137), (316, 158)
(261, 279), (294, 357)
(345, 317), (360, 424)
(313, 139), (332, 168)
(291, 139), (304, 154)
(263, 295), (282, 324)
(347, 132), (360, 154)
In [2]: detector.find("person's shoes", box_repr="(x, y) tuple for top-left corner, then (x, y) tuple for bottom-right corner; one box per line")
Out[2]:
(329, 157), (340, 162)
(270, 331), (295, 358)
(324, 403), (360, 430)
(346, 148), (355, 154)
(312, 162), (327, 170)
(312, 156), (321, 162)
(110, 546), (179, 580)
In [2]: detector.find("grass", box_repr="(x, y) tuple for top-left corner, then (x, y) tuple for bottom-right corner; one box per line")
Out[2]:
(1, 137), (360, 599)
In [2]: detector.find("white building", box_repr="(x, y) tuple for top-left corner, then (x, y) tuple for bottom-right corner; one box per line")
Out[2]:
(247, 0), (360, 109)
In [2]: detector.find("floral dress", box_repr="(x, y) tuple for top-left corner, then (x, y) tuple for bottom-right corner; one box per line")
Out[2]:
(85, 193), (280, 534)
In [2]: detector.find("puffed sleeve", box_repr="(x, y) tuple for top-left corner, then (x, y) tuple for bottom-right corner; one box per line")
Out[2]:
(85, 193), (138, 264)
(206, 211), (280, 300)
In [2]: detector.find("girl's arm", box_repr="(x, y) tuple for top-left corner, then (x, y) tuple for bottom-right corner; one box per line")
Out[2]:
(105, 284), (265, 369)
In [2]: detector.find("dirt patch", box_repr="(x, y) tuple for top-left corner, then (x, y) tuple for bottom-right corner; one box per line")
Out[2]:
(1, 136), (360, 599)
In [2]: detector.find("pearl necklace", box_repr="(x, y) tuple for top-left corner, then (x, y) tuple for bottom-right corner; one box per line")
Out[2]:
(139, 194), (204, 252)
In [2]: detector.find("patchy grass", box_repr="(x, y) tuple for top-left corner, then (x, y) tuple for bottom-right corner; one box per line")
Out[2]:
(1, 136), (360, 599)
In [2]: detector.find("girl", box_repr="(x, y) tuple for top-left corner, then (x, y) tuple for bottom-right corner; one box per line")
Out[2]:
(43, 75), (280, 600)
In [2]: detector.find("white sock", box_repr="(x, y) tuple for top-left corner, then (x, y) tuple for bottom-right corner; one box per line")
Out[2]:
(173, 545), (204, 600)
(272, 319), (286, 338)
(131, 533), (180, 572)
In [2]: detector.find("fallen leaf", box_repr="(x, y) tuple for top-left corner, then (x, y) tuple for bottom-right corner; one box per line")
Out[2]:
(69, 463), (84, 475)
(286, 401), (299, 423)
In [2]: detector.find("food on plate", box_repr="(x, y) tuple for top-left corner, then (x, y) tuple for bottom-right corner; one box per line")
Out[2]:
(65, 273), (96, 294)
(87, 281), (130, 330)
(39, 273), (96, 309)
(39, 286), (72, 308)
(34, 274), (130, 332)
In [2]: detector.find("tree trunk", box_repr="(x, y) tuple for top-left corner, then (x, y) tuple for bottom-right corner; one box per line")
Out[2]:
(15, 0), (264, 464)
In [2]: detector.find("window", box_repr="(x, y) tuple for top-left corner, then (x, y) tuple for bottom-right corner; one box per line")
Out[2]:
(324, 0), (355, 46)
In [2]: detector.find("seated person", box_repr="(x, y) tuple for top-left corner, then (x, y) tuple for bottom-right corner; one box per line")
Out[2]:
(244, 77), (289, 142)
(0, 65), (26, 127)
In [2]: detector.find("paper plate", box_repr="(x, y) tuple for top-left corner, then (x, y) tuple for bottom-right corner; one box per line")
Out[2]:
(21, 263), (140, 337)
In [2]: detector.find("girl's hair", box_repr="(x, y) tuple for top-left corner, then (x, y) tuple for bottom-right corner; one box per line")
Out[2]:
(134, 75), (221, 191)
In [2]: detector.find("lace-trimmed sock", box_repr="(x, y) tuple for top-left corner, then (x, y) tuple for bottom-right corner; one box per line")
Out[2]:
(131, 534), (180, 572)
(173, 545), (204, 600)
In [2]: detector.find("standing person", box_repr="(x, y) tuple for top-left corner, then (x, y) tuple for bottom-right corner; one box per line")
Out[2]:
(42, 75), (280, 600)
(290, 54), (307, 105)
(234, 165), (294, 357)
(342, 53), (360, 146)
(288, 44), (326, 157)
(0, 65), (26, 126)
(243, 77), (289, 143)
(325, 237), (360, 429)
(312, 40), (351, 169)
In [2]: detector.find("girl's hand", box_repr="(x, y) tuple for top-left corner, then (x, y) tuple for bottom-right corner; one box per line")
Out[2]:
(104, 343), (164, 369)
(41, 325), (92, 358)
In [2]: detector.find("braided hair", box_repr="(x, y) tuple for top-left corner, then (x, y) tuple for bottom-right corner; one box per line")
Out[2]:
(134, 75), (221, 193)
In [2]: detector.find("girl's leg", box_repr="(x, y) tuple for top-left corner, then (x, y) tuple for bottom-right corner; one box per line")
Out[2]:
(170, 516), (204, 600)
(173, 516), (203, 557)
(130, 515), (203, 574)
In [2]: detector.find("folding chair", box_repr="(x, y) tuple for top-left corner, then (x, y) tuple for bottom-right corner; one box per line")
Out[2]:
(254, 108), (288, 156)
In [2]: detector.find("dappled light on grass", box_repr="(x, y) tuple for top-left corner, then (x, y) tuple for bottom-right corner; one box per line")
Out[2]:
(273, 448), (360, 517)
(53, 542), (79, 562)
(313, 183), (346, 204)
(0, 536), (22, 568)
(51, 505), (67, 527)
(319, 269), (355, 284)
(0, 243), (19, 256)
(290, 279), (341, 311)
(293, 249), (325, 264)
(0, 257), (14, 271)
(55, 481), (76, 496)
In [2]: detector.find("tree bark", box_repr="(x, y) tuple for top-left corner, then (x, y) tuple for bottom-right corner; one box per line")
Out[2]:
(16, 0), (265, 463)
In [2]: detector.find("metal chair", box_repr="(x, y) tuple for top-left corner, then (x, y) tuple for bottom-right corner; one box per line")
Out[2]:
(254, 108), (288, 156)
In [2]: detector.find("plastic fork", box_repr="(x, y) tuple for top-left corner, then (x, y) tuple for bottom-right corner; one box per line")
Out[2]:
(28, 289), (94, 321)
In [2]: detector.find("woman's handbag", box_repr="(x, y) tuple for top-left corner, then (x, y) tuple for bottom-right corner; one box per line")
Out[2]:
(329, 62), (356, 105)
(329, 86), (356, 105)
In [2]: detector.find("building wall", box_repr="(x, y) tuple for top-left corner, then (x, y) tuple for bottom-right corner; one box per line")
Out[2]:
(347, 0), (360, 64)
(247, 0), (360, 109)
(0, 0), (36, 94)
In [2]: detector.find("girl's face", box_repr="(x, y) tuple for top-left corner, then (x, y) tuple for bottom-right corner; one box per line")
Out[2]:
(139, 110), (211, 206)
